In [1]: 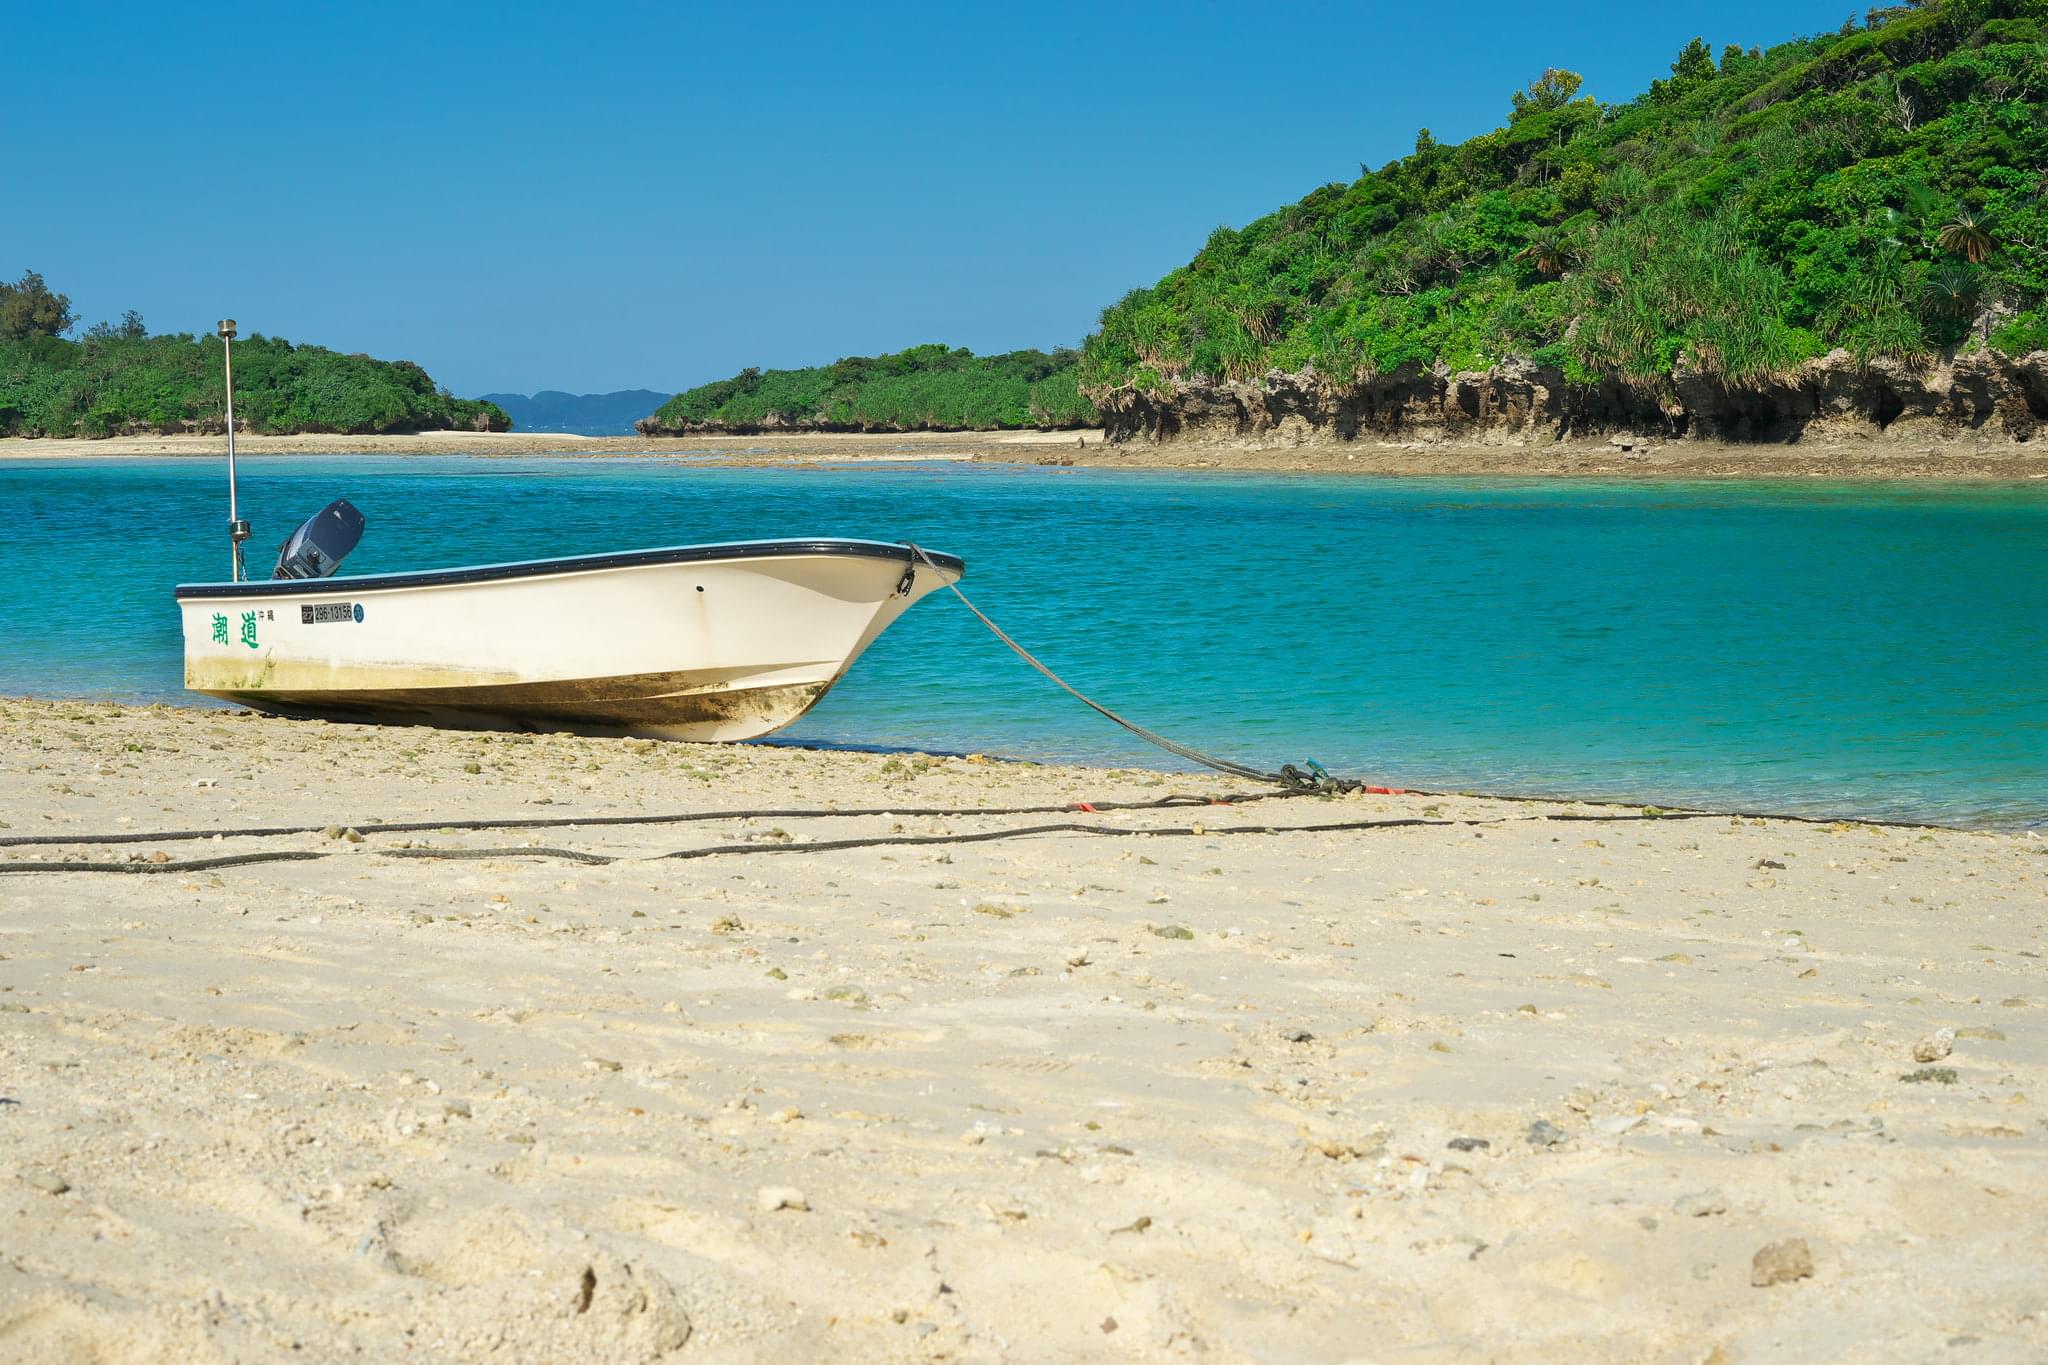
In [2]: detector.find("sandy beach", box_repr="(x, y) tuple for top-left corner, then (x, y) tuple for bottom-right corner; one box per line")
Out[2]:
(0, 430), (1094, 463)
(0, 696), (2042, 1360)
(6, 428), (2046, 480)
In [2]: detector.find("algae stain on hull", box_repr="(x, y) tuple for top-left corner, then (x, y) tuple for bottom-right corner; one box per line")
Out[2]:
(190, 661), (836, 742)
(185, 654), (523, 696)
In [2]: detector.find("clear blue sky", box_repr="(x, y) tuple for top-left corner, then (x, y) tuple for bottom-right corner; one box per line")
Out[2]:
(15, 0), (1853, 397)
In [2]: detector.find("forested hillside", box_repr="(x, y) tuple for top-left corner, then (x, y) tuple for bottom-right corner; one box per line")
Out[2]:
(637, 344), (1095, 434)
(0, 272), (509, 438)
(1078, 0), (2048, 443)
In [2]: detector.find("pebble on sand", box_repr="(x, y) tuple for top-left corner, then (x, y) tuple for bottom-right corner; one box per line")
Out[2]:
(1526, 1120), (1566, 1147)
(21, 1169), (70, 1195)
(1912, 1028), (1955, 1063)
(757, 1186), (809, 1212)
(1674, 1189), (1728, 1218)
(1751, 1238), (1815, 1287)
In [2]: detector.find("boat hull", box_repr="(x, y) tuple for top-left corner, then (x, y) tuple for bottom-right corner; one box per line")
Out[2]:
(174, 540), (962, 741)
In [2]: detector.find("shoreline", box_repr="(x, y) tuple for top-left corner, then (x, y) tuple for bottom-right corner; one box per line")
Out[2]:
(6, 428), (2047, 480)
(5, 691), (2031, 834)
(3, 696), (2046, 1359)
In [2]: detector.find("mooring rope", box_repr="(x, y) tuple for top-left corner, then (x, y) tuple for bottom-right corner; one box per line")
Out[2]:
(905, 543), (1321, 788)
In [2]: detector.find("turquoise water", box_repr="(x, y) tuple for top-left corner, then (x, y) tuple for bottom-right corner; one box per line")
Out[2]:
(5, 455), (2045, 828)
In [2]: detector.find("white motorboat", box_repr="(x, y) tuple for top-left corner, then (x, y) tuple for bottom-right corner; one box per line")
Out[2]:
(176, 319), (962, 741)
(176, 537), (963, 740)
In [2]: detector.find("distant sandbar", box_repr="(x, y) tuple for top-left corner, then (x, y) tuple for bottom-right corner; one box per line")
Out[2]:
(4, 427), (2044, 479)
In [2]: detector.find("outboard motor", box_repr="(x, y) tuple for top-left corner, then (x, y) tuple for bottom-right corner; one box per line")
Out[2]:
(272, 499), (366, 579)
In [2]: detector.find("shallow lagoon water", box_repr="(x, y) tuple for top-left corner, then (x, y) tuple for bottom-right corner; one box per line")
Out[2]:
(5, 454), (2045, 828)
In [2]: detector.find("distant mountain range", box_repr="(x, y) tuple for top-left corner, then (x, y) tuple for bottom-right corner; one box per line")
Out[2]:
(479, 389), (672, 436)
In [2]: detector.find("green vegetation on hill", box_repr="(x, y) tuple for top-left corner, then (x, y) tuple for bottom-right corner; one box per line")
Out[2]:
(640, 344), (1095, 433)
(0, 271), (510, 438)
(1078, 0), (2048, 398)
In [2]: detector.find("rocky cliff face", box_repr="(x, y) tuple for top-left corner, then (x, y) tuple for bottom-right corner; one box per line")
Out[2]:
(1093, 350), (2048, 447)
(636, 414), (998, 436)
(634, 413), (1089, 436)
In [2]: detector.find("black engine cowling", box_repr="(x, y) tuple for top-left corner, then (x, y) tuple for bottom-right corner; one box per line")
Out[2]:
(272, 499), (365, 579)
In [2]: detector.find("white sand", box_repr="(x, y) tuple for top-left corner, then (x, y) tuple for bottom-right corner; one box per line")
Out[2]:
(1, 698), (2043, 1360)
(0, 429), (1098, 461)
(9, 427), (2044, 479)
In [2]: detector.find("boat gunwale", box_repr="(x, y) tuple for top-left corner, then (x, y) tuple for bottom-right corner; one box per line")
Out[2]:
(172, 538), (964, 601)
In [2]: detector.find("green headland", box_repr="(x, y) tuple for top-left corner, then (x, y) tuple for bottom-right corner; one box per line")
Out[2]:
(0, 274), (508, 439)
(635, 345), (1095, 436)
(1076, 0), (2048, 443)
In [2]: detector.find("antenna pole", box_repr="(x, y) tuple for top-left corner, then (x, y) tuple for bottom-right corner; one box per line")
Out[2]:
(218, 319), (249, 581)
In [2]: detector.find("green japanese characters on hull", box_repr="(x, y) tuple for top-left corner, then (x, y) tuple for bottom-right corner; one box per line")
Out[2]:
(209, 609), (278, 649)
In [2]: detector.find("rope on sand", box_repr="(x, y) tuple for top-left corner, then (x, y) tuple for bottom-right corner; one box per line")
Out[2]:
(0, 850), (330, 876)
(0, 808), (1740, 876)
(0, 792), (1291, 850)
